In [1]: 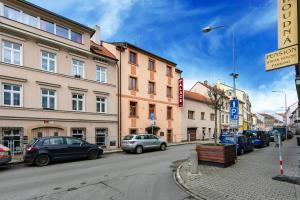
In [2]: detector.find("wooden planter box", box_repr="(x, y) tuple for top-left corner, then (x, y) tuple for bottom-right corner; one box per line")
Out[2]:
(196, 144), (236, 167)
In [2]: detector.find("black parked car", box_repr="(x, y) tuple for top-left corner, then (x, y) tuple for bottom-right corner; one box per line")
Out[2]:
(24, 136), (103, 166)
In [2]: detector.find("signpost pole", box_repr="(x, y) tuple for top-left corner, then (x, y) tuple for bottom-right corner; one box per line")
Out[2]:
(278, 134), (284, 176)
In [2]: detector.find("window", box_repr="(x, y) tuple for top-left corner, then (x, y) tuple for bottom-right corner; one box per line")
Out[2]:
(71, 31), (82, 43)
(41, 51), (56, 72)
(72, 59), (84, 78)
(201, 112), (205, 120)
(188, 110), (194, 119)
(96, 97), (107, 113)
(148, 82), (155, 94)
(148, 59), (155, 71)
(96, 66), (107, 83)
(41, 89), (56, 109)
(4, 6), (20, 21)
(56, 25), (69, 39)
(129, 51), (137, 64)
(149, 104), (155, 118)
(66, 138), (82, 145)
(226, 115), (229, 123)
(40, 19), (54, 34)
(167, 106), (172, 120)
(2, 84), (21, 106)
(166, 66), (172, 77)
(210, 113), (215, 121)
(22, 12), (38, 27)
(2, 40), (22, 65)
(71, 128), (86, 140)
(72, 94), (84, 111)
(96, 128), (108, 147)
(167, 86), (172, 98)
(129, 77), (137, 90)
(222, 115), (224, 123)
(129, 101), (137, 117)
(43, 137), (64, 145)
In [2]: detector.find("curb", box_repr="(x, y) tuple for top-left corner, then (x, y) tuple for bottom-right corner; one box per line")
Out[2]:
(173, 161), (206, 200)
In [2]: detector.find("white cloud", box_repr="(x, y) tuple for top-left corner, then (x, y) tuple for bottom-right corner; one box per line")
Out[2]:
(246, 70), (298, 113)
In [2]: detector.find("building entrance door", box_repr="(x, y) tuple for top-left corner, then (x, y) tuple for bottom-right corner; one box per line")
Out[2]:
(1, 128), (23, 154)
(187, 128), (197, 141)
(30, 127), (66, 141)
(167, 129), (172, 143)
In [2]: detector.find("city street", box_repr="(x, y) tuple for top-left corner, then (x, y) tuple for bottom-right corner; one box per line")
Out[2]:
(0, 144), (195, 200)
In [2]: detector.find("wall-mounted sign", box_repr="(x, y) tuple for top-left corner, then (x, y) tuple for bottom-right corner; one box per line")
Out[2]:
(278, 0), (298, 49)
(178, 78), (184, 107)
(265, 45), (298, 71)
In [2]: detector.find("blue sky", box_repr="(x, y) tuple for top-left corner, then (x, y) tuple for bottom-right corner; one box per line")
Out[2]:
(29, 0), (297, 113)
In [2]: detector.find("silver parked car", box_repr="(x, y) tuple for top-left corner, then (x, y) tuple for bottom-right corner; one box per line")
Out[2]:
(121, 134), (167, 154)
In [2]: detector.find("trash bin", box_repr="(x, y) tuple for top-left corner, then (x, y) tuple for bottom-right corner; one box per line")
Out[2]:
(297, 137), (300, 146)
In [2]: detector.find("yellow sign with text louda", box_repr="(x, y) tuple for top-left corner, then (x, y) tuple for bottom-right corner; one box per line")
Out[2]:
(265, 45), (298, 71)
(278, 0), (298, 48)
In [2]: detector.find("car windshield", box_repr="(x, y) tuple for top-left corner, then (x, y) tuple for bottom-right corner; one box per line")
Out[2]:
(123, 135), (134, 140)
(221, 136), (235, 143)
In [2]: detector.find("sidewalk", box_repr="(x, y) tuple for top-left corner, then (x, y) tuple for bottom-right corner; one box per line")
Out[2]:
(175, 137), (300, 200)
(9, 140), (211, 165)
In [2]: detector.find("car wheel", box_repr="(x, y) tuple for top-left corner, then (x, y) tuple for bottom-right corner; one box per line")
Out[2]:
(135, 146), (143, 154)
(88, 150), (99, 160)
(35, 154), (50, 167)
(160, 144), (167, 151)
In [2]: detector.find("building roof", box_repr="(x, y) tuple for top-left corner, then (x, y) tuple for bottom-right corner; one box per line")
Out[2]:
(17, 0), (95, 35)
(258, 113), (274, 119)
(184, 91), (212, 104)
(90, 41), (117, 61)
(110, 42), (181, 72)
(276, 113), (285, 118)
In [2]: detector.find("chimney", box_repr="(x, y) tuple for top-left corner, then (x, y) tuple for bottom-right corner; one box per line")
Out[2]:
(91, 25), (101, 44)
(204, 80), (208, 85)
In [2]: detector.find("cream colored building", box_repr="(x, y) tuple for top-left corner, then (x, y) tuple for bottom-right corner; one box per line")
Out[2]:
(181, 91), (216, 141)
(216, 81), (251, 131)
(0, 0), (119, 151)
(103, 42), (182, 143)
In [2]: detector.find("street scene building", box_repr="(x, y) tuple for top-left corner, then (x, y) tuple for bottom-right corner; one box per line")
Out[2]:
(0, 0), (119, 150)
(103, 42), (183, 143)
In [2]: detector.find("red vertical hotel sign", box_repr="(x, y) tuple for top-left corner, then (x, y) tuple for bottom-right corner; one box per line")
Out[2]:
(178, 78), (184, 107)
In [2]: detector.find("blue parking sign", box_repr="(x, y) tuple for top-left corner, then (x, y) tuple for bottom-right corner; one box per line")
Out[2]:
(230, 99), (239, 120)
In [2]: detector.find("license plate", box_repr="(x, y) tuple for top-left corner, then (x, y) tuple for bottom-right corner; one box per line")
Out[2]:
(0, 151), (9, 156)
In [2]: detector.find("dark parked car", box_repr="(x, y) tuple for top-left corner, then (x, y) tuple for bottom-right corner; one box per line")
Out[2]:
(273, 126), (287, 141)
(220, 134), (254, 155)
(243, 130), (269, 147)
(24, 136), (103, 166)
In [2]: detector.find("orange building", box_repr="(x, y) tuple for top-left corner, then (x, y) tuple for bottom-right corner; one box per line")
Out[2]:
(104, 42), (183, 144)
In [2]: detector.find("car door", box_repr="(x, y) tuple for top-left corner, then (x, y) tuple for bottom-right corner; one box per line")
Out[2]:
(142, 135), (151, 149)
(42, 137), (68, 160)
(65, 138), (88, 159)
(152, 135), (161, 149)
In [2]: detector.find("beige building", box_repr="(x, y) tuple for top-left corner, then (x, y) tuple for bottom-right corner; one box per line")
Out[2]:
(0, 0), (119, 151)
(181, 91), (216, 141)
(103, 42), (182, 143)
(216, 81), (251, 131)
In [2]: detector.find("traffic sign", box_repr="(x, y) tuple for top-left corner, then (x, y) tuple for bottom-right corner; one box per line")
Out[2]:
(150, 112), (154, 125)
(230, 99), (239, 128)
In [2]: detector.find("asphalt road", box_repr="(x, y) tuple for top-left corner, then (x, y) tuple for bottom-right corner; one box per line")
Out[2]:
(0, 144), (196, 200)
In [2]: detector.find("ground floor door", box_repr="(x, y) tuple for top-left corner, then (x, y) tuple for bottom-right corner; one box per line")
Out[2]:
(30, 127), (66, 141)
(187, 128), (197, 141)
(167, 129), (172, 143)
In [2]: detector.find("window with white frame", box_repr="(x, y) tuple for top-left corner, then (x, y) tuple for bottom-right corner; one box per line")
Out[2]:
(72, 59), (84, 78)
(2, 40), (22, 65)
(41, 89), (56, 109)
(96, 97), (107, 113)
(95, 128), (108, 147)
(2, 83), (22, 106)
(96, 66), (107, 83)
(71, 128), (86, 140)
(72, 94), (84, 111)
(41, 51), (56, 72)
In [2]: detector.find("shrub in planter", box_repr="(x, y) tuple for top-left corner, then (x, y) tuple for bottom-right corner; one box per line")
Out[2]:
(196, 143), (236, 168)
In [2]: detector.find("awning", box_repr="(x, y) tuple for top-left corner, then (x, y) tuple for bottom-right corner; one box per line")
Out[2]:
(145, 125), (160, 133)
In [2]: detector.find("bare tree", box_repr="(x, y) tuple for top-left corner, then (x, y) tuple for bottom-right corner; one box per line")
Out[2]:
(208, 85), (227, 144)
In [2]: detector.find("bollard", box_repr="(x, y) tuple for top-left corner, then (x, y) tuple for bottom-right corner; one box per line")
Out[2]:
(190, 150), (198, 174)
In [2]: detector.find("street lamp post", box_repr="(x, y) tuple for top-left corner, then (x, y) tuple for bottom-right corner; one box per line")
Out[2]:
(202, 25), (239, 133)
(272, 90), (288, 140)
